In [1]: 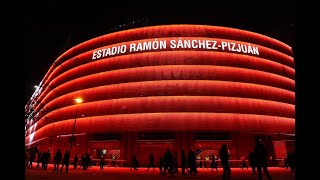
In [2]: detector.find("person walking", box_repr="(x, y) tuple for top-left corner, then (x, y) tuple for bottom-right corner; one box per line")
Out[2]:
(53, 149), (62, 172)
(219, 144), (231, 180)
(159, 155), (164, 174)
(248, 152), (256, 175)
(180, 150), (187, 175)
(60, 150), (70, 172)
(254, 139), (272, 180)
(240, 155), (248, 169)
(35, 151), (42, 169)
(43, 149), (51, 170)
(99, 154), (105, 170)
(146, 153), (155, 171)
(130, 153), (138, 170)
(210, 154), (218, 172)
(73, 153), (79, 169)
(187, 149), (197, 176)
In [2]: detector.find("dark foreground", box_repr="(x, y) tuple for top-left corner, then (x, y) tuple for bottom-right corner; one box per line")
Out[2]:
(26, 164), (295, 180)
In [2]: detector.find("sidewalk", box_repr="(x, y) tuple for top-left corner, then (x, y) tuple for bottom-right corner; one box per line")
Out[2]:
(26, 163), (295, 180)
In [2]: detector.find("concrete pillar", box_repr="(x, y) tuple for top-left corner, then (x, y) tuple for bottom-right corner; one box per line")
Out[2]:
(120, 131), (138, 166)
(173, 132), (194, 167)
(232, 132), (255, 160)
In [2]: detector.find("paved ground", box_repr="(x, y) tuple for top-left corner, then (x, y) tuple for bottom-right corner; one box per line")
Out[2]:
(25, 163), (295, 180)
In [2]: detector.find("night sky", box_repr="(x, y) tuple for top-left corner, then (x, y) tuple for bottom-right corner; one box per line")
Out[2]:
(24, 0), (296, 104)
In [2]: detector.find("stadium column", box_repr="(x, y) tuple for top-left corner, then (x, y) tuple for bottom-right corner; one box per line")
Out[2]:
(83, 133), (90, 154)
(175, 131), (195, 166)
(231, 132), (256, 160)
(120, 131), (138, 166)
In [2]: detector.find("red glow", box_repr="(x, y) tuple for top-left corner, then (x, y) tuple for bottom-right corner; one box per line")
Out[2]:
(35, 65), (294, 116)
(26, 112), (294, 143)
(35, 50), (294, 110)
(39, 37), (293, 101)
(26, 25), (295, 150)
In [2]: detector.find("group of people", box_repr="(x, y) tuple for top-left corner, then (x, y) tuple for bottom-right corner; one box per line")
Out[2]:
(242, 139), (273, 180)
(126, 138), (275, 180)
(25, 147), (93, 172)
(214, 139), (273, 180)
(160, 149), (198, 176)
(26, 139), (292, 180)
(130, 149), (199, 176)
(53, 149), (70, 172)
(25, 147), (51, 170)
(55, 152), (92, 171)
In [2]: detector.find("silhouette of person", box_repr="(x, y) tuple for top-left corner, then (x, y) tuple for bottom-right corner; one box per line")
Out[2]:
(130, 153), (138, 170)
(86, 153), (91, 169)
(254, 139), (272, 180)
(53, 149), (62, 172)
(43, 149), (51, 170)
(25, 149), (30, 169)
(60, 150), (70, 172)
(173, 152), (178, 173)
(27, 147), (37, 169)
(219, 144), (231, 180)
(248, 152), (256, 175)
(111, 154), (116, 167)
(289, 150), (295, 173)
(240, 155), (248, 169)
(146, 153), (155, 171)
(162, 149), (173, 176)
(284, 151), (290, 169)
(73, 153), (79, 169)
(89, 154), (93, 168)
(187, 149), (197, 175)
(80, 153), (86, 170)
(210, 154), (218, 172)
(159, 155), (164, 174)
(100, 154), (105, 170)
(35, 151), (42, 169)
(180, 150), (187, 175)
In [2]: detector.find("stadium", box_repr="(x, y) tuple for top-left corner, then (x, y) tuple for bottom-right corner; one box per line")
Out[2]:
(25, 24), (295, 167)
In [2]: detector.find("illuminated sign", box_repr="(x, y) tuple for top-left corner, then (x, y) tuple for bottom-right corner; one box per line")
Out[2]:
(92, 38), (259, 60)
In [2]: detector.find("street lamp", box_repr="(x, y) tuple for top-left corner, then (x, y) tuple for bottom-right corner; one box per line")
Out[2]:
(69, 98), (83, 156)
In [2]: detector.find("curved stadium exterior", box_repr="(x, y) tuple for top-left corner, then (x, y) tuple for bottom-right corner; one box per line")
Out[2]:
(25, 24), (295, 166)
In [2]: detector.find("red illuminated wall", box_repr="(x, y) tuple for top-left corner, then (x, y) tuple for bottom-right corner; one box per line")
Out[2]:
(25, 25), (294, 146)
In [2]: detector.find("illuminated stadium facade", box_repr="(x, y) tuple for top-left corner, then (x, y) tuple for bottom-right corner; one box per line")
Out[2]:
(25, 24), (295, 166)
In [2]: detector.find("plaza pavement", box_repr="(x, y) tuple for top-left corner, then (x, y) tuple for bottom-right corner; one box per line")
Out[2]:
(25, 163), (295, 180)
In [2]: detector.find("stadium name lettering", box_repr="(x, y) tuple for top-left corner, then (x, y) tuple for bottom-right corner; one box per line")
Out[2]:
(92, 38), (259, 60)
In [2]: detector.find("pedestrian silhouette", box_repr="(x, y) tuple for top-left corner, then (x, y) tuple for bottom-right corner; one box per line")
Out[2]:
(159, 155), (164, 174)
(53, 149), (62, 172)
(130, 153), (138, 170)
(146, 153), (155, 171)
(27, 147), (37, 169)
(254, 139), (272, 180)
(187, 149), (197, 175)
(100, 154), (105, 170)
(162, 149), (174, 176)
(288, 150), (295, 172)
(240, 155), (248, 169)
(248, 151), (256, 175)
(43, 149), (51, 170)
(73, 153), (79, 169)
(60, 150), (70, 172)
(180, 150), (187, 175)
(210, 154), (218, 172)
(219, 144), (231, 180)
(284, 151), (290, 169)
(35, 151), (42, 169)
(173, 151), (178, 173)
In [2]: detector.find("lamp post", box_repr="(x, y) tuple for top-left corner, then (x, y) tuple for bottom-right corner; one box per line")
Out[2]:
(69, 98), (83, 156)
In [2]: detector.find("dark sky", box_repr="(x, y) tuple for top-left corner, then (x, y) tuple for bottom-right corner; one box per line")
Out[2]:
(24, 0), (296, 104)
